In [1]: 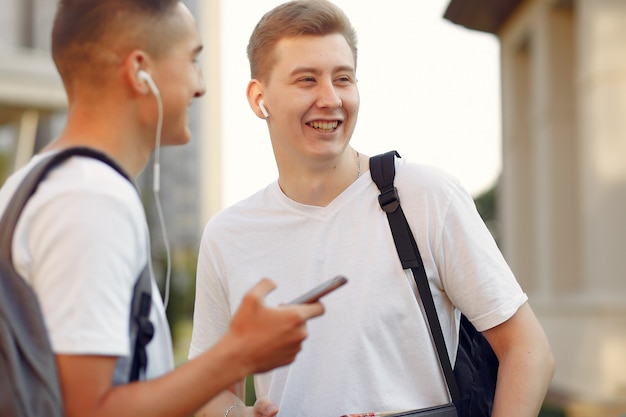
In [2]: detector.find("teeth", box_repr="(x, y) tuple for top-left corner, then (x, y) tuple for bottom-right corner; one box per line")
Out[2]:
(309, 121), (339, 132)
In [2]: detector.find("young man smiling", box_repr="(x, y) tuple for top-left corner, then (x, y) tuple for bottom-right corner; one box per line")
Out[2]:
(189, 1), (554, 416)
(249, 31), (360, 207)
(0, 1), (324, 416)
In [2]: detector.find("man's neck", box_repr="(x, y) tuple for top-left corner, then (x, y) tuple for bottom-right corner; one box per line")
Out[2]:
(277, 150), (369, 207)
(44, 104), (154, 178)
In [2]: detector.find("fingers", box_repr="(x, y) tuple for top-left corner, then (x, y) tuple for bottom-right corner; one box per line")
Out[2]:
(288, 301), (325, 320)
(234, 279), (276, 322)
(247, 278), (277, 299)
(245, 279), (325, 320)
(228, 279), (327, 375)
(253, 398), (279, 417)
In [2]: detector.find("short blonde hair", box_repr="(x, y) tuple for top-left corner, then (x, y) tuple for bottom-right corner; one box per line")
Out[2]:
(247, 0), (358, 82)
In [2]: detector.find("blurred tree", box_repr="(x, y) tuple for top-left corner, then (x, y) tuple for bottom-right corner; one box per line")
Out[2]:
(0, 152), (9, 185)
(473, 178), (499, 246)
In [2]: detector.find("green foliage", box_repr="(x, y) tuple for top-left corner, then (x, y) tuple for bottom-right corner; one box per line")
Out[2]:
(474, 182), (498, 223)
(161, 248), (198, 325)
(151, 247), (198, 366)
(473, 179), (500, 245)
(0, 152), (10, 186)
(538, 403), (566, 417)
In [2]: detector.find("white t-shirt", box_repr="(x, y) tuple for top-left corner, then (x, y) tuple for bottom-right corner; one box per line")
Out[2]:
(189, 158), (527, 417)
(0, 152), (174, 380)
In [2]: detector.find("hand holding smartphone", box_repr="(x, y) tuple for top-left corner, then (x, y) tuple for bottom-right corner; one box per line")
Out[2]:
(287, 275), (348, 305)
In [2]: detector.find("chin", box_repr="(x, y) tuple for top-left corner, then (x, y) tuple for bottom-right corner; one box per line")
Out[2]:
(164, 130), (193, 147)
(178, 133), (193, 145)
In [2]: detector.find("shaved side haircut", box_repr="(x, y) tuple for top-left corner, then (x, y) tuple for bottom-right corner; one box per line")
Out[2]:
(51, 0), (184, 88)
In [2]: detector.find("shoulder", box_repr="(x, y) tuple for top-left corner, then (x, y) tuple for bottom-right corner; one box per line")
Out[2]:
(11, 153), (147, 273)
(392, 157), (469, 205)
(49, 155), (137, 197)
(32, 154), (142, 218)
(204, 182), (277, 231)
(1, 153), (140, 221)
(8, 153), (149, 348)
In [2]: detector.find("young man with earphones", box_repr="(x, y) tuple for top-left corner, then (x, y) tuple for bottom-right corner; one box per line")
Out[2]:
(190, 1), (554, 417)
(0, 1), (324, 417)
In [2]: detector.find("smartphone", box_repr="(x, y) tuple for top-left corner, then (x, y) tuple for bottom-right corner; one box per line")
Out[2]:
(286, 275), (348, 305)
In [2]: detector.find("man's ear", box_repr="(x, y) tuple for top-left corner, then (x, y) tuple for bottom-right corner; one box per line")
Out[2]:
(247, 79), (267, 120)
(124, 50), (153, 95)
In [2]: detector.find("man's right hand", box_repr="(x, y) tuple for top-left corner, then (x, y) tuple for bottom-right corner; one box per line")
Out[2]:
(225, 278), (325, 374)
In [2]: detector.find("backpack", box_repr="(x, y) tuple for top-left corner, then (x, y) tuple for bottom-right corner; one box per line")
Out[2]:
(0, 147), (154, 417)
(370, 151), (499, 417)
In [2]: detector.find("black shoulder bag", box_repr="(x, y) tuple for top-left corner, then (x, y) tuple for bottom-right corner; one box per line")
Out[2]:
(0, 147), (154, 417)
(370, 151), (498, 417)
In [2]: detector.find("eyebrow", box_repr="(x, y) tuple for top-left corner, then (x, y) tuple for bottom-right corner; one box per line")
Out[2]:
(288, 65), (355, 77)
(192, 44), (204, 56)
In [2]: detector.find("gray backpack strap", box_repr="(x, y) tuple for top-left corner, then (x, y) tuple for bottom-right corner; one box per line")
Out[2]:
(0, 147), (131, 416)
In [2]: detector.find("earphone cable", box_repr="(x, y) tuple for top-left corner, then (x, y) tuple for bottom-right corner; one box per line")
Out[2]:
(150, 87), (172, 310)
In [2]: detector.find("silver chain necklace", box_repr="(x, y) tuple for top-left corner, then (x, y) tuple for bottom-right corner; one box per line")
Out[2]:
(355, 150), (361, 180)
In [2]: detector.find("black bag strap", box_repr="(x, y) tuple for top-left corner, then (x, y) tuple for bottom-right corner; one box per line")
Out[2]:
(370, 150), (461, 404)
(128, 265), (154, 381)
(0, 146), (152, 382)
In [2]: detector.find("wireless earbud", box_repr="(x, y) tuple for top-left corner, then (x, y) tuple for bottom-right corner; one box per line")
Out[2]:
(259, 100), (269, 119)
(138, 70), (160, 97)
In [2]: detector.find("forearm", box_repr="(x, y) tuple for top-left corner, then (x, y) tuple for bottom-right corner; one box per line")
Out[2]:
(491, 344), (554, 417)
(486, 304), (555, 417)
(195, 383), (246, 417)
(126, 344), (247, 417)
(58, 280), (322, 417)
(65, 336), (252, 417)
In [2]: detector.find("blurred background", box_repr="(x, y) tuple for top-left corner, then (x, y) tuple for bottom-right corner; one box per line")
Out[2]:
(1, 1), (625, 416)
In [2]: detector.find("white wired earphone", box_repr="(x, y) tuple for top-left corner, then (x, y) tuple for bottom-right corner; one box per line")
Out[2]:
(138, 69), (172, 310)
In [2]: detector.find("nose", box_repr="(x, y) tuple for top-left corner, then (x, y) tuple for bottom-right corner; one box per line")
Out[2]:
(316, 80), (342, 109)
(194, 67), (206, 98)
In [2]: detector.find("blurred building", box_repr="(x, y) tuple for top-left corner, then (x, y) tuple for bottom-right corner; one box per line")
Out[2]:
(0, 0), (64, 175)
(445, 0), (626, 415)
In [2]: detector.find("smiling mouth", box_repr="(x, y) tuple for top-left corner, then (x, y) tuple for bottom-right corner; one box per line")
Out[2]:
(307, 120), (340, 133)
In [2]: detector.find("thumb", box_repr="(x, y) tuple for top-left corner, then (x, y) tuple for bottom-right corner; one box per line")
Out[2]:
(254, 397), (279, 417)
(248, 278), (277, 300)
